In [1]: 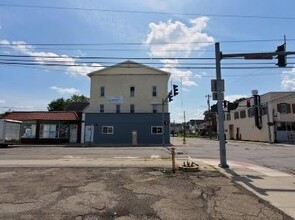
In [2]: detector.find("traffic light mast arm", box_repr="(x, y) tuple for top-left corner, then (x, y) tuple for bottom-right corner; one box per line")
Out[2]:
(221, 51), (295, 60)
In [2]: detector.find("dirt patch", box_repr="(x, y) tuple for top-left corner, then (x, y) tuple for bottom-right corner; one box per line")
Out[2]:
(0, 167), (292, 220)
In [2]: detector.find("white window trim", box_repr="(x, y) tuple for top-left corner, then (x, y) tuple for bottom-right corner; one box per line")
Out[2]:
(151, 126), (163, 135)
(102, 126), (114, 135)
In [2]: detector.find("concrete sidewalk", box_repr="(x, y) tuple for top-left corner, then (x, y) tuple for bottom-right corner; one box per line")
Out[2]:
(190, 158), (295, 219)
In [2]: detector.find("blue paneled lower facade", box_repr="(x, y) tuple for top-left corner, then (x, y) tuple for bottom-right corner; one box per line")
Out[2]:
(84, 113), (170, 146)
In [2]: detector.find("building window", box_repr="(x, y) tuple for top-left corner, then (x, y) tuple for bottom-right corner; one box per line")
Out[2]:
(151, 126), (163, 134)
(234, 112), (239, 120)
(102, 126), (114, 134)
(116, 104), (121, 113)
(100, 86), (105, 97)
(152, 86), (157, 97)
(226, 113), (231, 121)
(277, 103), (291, 114)
(130, 86), (135, 97)
(130, 104), (135, 113)
(292, 104), (295, 113)
(247, 108), (254, 117)
(261, 106), (268, 115)
(21, 122), (37, 138)
(39, 124), (57, 139)
(152, 104), (158, 113)
(100, 104), (104, 113)
(240, 110), (246, 119)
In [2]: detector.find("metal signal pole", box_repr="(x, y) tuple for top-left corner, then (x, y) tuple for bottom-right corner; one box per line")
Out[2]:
(215, 43), (229, 168)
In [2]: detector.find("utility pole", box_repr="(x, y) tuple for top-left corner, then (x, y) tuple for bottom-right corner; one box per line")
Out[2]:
(215, 43), (229, 168)
(205, 94), (212, 139)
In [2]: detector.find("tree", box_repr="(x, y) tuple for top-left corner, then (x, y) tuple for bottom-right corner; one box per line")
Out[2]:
(68, 94), (89, 103)
(47, 94), (89, 111)
(47, 98), (69, 111)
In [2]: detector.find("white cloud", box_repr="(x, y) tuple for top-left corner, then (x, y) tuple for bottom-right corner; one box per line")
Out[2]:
(2, 40), (103, 76)
(281, 67), (295, 91)
(50, 86), (81, 95)
(145, 17), (213, 87)
(224, 94), (247, 102)
(145, 17), (214, 57)
(0, 100), (5, 104)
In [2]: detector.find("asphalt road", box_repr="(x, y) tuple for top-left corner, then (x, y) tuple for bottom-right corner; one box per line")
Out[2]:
(0, 137), (294, 175)
(172, 137), (295, 175)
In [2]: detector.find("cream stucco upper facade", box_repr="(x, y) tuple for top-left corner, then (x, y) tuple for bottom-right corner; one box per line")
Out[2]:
(85, 61), (170, 113)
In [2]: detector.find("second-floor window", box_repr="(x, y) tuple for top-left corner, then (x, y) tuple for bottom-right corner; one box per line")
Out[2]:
(240, 110), (246, 119)
(100, 104), (104, 113)
(277, 103), (291, 114)
(130, 104), (135, 113)
(152, 86), (157, 97)
(248, 108), (254, 117)
(226, 113), (231, 121)
(130, 86), (135, 97)
(234, 112), (239, 120)
(100, 86), (105, 97)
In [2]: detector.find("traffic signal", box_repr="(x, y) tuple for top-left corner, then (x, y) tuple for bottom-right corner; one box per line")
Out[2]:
(173, 84), (179, 96)
(246, 99), (251, 108)
(276, 44), (287, 67)
(168, 91), (173, 102)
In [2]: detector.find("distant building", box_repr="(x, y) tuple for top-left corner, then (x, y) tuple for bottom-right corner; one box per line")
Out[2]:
(223, 92), (295, 143)
(188, 119), (206, 133)
(82, 60), (171, 145)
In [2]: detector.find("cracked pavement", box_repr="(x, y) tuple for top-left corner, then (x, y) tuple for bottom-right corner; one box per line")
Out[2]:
(0, 167), (292, 220)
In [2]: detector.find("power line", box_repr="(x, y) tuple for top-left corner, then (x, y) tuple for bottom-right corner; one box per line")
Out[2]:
(0, 63), (288, 78)
(2, 58), (292, 66)
(0, 54), (215, 60)
(1, 3), (295, 20)
(1, 39), (295, 47)
(1, 61), (294, 69)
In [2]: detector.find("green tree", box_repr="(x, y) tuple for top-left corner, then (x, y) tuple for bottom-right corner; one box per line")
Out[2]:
(47, 94), (89, 111)
(47, 98), (69, 111)
(67, 94), (89, 103)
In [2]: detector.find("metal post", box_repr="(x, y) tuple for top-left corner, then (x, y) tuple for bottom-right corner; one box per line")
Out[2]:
(215, 42), (229, 168)
(171, 147), (176, 173)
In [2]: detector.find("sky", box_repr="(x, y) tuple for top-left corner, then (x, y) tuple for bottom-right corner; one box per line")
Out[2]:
(0, 0), (295, 122)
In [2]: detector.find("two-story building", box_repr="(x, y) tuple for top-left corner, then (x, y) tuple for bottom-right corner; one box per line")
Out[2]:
(82, 60), (171, 146)
(223, 91), (295, 143)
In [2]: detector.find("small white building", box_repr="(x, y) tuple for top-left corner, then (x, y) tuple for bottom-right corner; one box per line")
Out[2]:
(223, 92), (295, 143)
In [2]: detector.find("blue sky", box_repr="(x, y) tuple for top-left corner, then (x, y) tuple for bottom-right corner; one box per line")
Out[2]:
(0, 0), (295, 122)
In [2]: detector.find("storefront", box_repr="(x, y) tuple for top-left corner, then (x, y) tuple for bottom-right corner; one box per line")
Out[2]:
(4, 111), (80, 144)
